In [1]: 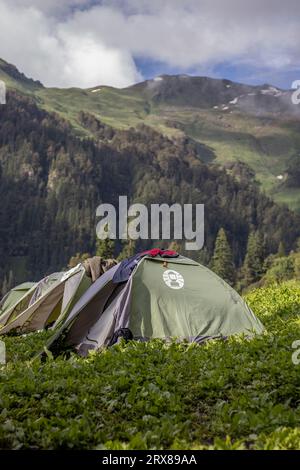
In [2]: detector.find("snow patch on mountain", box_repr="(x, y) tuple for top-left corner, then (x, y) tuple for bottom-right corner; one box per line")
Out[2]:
(261, 86), (283, 97)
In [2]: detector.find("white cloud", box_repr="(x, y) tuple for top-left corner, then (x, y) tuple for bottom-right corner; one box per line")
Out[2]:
(0, 0), (300, 88)
(0, 0), (141, 88)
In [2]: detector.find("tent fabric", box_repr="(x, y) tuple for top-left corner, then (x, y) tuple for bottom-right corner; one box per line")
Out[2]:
(76, 286), (125, 356)
(0, 282), (36, 313)
(0, 279), (65, 334)
(0, 265), (91, 335)
(61, 267), (120, 346)
(127, 258), (263, 340)
(44, 264), (119, 354)
(0, 282), (37, 328)
(51, 269), (91, 328)
(46, 255), (264, 356)
(112, 250), (178, 284)
(28, 273), (64, 306)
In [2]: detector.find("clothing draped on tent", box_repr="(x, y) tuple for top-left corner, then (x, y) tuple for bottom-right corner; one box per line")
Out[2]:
(83, 257), (117, 282)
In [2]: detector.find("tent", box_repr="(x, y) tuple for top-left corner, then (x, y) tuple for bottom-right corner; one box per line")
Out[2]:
(0, 265), (91, 335)
(46, 254), (264, 356)
(0, 282), (37, 328)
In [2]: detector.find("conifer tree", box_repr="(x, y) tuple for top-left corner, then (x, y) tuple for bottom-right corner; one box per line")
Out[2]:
(95, 237), (115, 259)
(211, 228), (235, 285)
(242, 231), (265, 286)
(277, 241), (286, 258)
(1, 270), (14, 297)
(1, 275), (8, 298)
(197, 247), (210, 267)
(118, 239), (136, 261)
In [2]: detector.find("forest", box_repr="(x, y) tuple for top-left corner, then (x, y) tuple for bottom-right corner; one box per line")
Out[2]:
(0, 91), (299, 293)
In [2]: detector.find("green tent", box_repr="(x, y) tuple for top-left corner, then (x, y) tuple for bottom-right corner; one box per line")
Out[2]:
(46, 254), (264, 356)
(0, 282), (37, 328)
(0, 265), (91, 335)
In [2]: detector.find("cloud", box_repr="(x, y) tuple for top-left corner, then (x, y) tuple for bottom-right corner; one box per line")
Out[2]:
(0, 0), (141, 88)
(0, 0), (300, 88)
(7, 0), (93, 17)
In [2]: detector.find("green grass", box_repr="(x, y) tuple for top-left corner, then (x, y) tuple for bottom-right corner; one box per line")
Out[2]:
(35, 85), (149, 131)
(1, 281), (300, 449)
(272, 188), (300, 212)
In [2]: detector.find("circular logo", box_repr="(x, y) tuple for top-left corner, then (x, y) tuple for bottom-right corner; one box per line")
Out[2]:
(163, 270), (184, 289)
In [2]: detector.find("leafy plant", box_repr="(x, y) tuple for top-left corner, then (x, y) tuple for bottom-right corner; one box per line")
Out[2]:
(1, 281), (300, 449)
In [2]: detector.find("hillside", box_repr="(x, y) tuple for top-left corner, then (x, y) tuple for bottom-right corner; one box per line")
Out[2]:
(1, 59), (300, 210)
(0, 59), (300, 287)
(1, 281), (300, 449)
(0, 89), (299, 287)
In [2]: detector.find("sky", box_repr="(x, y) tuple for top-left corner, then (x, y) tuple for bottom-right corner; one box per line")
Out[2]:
(0, 0), (300, 89)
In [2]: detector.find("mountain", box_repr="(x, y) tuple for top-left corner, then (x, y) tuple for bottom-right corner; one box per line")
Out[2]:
(126, 74), (298, 115)
(2, 59), (300, 210)
(0, 58), (42, 92)
(0, 59), (299, 287)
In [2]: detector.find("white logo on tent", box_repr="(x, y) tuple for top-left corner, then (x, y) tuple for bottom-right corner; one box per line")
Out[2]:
(163, 270), (184, 289)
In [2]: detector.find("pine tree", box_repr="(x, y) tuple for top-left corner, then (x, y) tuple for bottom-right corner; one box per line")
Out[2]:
(1, 270), (14, 298)
(118, 239), (136, 261)
(211, 228), (235, 285)
(197, 247), (210, 266)
(1, 275), (8, 298)
(242, 231), (265, 286)
(95, 237), (115, 259)
(277, 241), (286, 257)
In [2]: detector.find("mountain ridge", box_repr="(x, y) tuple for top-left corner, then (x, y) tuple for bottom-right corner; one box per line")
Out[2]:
(1, 58), (300, 213)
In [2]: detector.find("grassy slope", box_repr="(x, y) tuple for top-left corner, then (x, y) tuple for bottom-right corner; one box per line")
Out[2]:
(1, 281), (300, 450)
(1, 61), (300, 208)
(35, 85), (300, 210)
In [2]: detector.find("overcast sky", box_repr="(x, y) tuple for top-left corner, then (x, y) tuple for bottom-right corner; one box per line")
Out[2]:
(0, 0), (299, 88)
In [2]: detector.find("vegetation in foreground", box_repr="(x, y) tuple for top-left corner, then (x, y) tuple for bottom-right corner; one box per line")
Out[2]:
(0, 281), (300, 450)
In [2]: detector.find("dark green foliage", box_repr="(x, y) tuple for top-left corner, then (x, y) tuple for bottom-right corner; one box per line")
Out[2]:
(211, 228), (235, 285)
(95, 223), (116, 259)
(264, 256), (296, 283)
(242, 232), (265, 286)
(118, 239), (137, 261)
(262, 252), (300, 284)
(95, 238), (116, 259)
(285, 153), (300, 188)
(1, 282), (300, 449)
(1, 270), (14, 297)
(277, 241), (286, 257)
